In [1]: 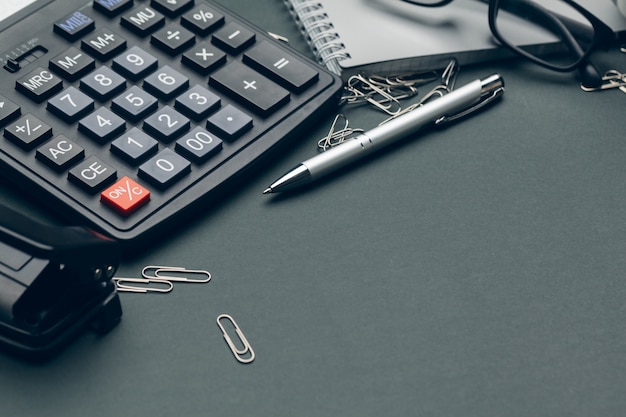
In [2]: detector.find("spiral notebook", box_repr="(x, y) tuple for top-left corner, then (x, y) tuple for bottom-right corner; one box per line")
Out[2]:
(284, 0), (626, 80)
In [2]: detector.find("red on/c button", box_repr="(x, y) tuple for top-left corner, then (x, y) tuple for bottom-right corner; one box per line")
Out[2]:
(101, 176), (150, 216)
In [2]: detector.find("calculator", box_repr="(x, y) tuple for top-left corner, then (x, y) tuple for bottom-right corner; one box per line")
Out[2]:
(0, 0), (342, 245)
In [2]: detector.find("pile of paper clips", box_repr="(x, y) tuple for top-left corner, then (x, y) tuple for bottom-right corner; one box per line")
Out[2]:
(580, 46), (626, 93)
(317, 59), (460, 151)
(113, 265), (212, 293)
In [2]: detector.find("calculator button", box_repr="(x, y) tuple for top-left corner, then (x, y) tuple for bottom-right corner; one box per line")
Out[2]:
(182, 41), (226, 74)
(78, 107), (126, 143)
(211, 22), (255, 54)
(81, 29), (127, 60)
(36, 135), (85, 171)
(47, 87), (95, 123)
(175, 126), (222, 163)
(4, 114), (52, 150)
(151, 24), (196, 55)
(16, 67), (63, 103)
(121, 6), (165, 37)
(80, 66), (127, 101)
(143, 65), (189, 100)
(112, 46), (158, 81)
(0, 95), (21, 126)
(111, 86), (158, 122)
(207, 104), (252, 140)
(49, 47), (96, 82)
(110, 127), (159, 164)
(93, 0), (134, 17)
(101, 176), (151, 216)
(243, 41), (319, 92)
(53, 11), (95, 41)
(69, 156), (117, 193)
(143, 106), (190, 141)
(209, 61), (290, 116)
(138, 148), (191, 189)
(181, 5), (225, 35)
(151, 0), (194, 17)
(174, 84), (220, 120)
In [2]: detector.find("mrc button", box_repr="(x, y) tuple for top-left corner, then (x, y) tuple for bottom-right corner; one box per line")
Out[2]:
(16, 67), (63, 103)
(54, 11), (95, 41)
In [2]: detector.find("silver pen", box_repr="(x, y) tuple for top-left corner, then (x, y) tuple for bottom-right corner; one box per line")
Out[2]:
(263, 73), (505, 194)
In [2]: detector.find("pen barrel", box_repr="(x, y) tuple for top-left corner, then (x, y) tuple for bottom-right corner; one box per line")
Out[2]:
(304, 77), (491, 179)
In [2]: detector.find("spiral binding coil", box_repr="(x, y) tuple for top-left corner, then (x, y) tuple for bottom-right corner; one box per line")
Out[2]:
(283, 0), (351, 75)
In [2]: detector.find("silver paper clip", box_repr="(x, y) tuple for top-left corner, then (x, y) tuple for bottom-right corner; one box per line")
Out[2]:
(580, 69), (626, 92)
(141, 265), (212, 283)
(113, 277), (174, 293)
(216, 314), (255, 364)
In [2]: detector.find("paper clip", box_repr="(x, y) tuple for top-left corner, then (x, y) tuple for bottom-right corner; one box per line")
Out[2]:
(317, 114), (364, 151)
(216, 314), (255, 364)
(113, 277), (174, 293)
(580, 69), (626, 92)
(141, 265), (212, 283)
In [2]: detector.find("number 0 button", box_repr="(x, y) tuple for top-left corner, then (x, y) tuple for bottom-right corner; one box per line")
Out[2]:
(138, 148), (191, 189)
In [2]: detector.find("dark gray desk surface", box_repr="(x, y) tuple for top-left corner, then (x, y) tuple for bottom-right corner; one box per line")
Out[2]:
(2, 1), (626, 416)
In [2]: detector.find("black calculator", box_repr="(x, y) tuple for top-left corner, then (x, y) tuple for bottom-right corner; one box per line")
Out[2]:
(0, 0), (341, 245)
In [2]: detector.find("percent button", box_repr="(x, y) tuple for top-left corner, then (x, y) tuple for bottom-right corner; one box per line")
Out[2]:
(181, 5), (225, 35)
(101, 176), (151, 216)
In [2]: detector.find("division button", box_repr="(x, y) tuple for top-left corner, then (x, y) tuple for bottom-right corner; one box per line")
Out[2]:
(151, 24), (195, 55)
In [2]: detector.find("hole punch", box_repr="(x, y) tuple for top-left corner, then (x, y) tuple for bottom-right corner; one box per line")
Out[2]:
(216, 314), (255, 364)
(142, 265), (212, 283)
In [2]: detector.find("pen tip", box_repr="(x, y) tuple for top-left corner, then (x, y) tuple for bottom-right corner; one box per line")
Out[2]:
(262, 187), (273, 195)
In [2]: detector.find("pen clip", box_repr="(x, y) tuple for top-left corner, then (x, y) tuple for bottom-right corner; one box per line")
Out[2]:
(434, 84), (505, 126)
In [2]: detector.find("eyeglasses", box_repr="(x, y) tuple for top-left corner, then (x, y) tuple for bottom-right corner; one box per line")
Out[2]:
(399, 0), (618, 87)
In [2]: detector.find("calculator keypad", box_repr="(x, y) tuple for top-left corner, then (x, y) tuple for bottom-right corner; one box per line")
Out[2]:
(0, 0), (341, 244)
